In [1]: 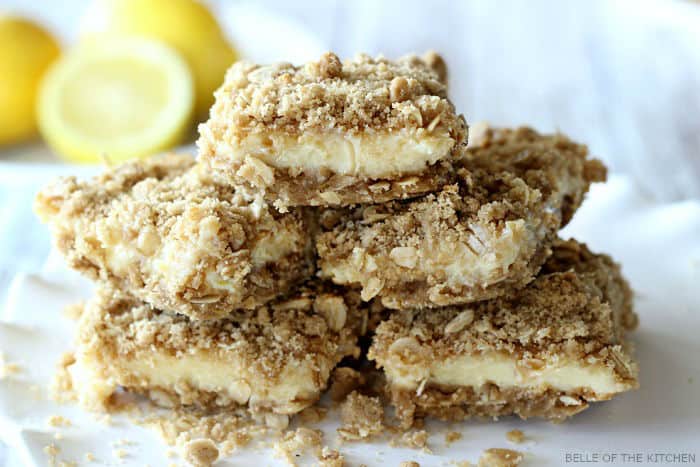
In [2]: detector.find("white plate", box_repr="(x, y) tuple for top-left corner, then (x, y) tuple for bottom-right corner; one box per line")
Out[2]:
(2, 175), (699, 466)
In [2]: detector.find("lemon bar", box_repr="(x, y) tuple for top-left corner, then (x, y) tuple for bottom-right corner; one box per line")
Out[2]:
(368, 240), (639, 427)
(68, 283), (368, 417)
(317, 126), (606, 309)
(35, 153), (315, 320)
(197, 52), (467, 209)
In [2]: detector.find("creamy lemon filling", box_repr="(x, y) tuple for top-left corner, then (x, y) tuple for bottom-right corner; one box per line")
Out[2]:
(384, 351), (629, 397)
(416, 219), (529, 286)
(226, 128), (455, 178)
(71, 350), (328, 413)
(327, 219), (531, 289)
(103, 226), (304, 293)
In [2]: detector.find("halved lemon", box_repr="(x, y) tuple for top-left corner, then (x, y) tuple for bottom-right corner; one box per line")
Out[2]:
(38, 37), (194, 163)
(80, 0), (238, 119)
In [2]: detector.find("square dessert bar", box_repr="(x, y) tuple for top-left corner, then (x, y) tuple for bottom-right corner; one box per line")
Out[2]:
(35, 153), (315, 320)
(197, 52), (467, 209)
(369, 240), (639, 427)
(69, 283), (369, 419)
(317, 126), (607, 309)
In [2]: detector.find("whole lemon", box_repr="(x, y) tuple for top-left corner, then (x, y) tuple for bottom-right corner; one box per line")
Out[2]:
(0, 16), (60, 146)
(81, 0), (237, 119)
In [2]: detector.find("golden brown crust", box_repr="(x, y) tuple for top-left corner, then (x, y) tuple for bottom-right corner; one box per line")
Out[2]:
(390, 384), (597, 428)
(197, 52), (468, 208)
(73, 282), (371, 415)
(369, 240), (639, 426)
(35, 153), (316, 320)
(317, 126), (607, 309)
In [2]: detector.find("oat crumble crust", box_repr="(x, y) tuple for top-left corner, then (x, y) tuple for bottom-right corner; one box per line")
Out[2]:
(34, 153), (316, 320)
(317, 126), (607, 309)
(368, 240), (639, 426)
(197, 52), (468, 208)
(72, 282), (371, 415)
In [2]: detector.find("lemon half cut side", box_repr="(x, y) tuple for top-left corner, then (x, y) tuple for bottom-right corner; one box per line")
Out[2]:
(38, 37), (194, 163)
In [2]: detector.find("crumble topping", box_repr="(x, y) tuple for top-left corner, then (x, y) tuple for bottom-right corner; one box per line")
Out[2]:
(200, 52), (463, 135)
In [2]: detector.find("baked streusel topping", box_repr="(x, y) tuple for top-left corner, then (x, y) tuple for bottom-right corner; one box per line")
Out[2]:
(197, 52), (468, 209)
(35, 153), (316, 320)
(317, 126), (606, 309)
(369, 240), (639, 426)
(69, 282), (370, 416)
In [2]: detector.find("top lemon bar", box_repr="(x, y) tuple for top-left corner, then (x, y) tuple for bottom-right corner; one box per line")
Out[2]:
(197, 52), (468, 210)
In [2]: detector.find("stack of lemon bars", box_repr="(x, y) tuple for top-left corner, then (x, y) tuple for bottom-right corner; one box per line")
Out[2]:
(35, 52), (639, 433)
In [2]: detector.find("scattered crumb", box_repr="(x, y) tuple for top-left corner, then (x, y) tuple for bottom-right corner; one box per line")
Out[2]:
(445, 431), (462, 445)
(50, 353), (77, 403)
(478, 448), (523, 467)
(58, 461), (77, 467)
(390, 430), (430, 452)
(328, 367), (365, 403)
(85, 452), (96, 462)
(297, 405), (328, 425)
(0, 351), (22, 379)
(505, 430), (525, 444)
(113, 448), (128, 459)
(44, 443), (60, 466)
(166, 449), (177, 458)
(454, 463), (473, 467)
(47, 415), (72, 428)
(54, 432), (64, 440)
(137, 407), (263, 457)
(337, 391), (384, 441)
(319, 446), (345, 467)
(400, 462), (420, 467)
(274, 427), (324, 465)
(184, 438), (219, 467)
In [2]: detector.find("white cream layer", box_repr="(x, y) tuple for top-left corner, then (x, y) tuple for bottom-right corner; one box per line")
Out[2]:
(384, 351), (628, 397)
(71, 349), (326, 414)
(232, 129), (455, 178)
